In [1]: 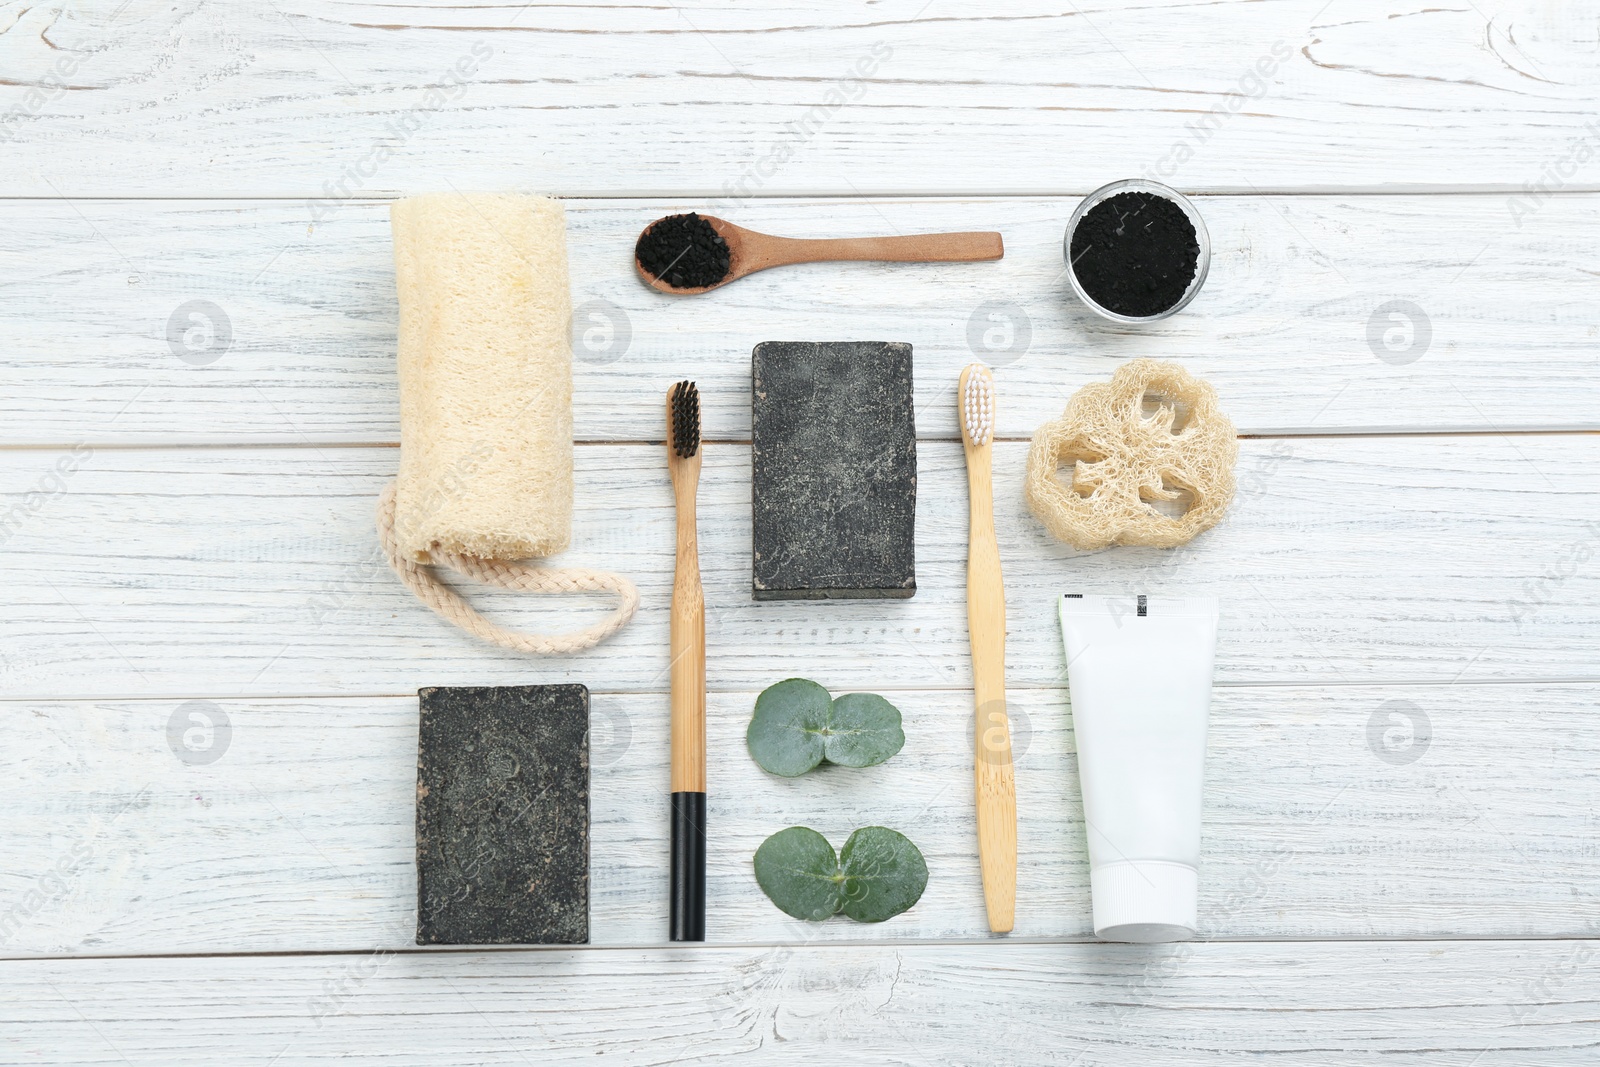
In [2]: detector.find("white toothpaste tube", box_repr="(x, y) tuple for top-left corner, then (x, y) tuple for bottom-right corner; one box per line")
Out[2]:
(1059, 594), (1220, 943)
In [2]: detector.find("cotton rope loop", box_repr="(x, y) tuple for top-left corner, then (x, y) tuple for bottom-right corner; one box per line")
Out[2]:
(377, 481), (638, 655)
(1024, 359), (1238, 551)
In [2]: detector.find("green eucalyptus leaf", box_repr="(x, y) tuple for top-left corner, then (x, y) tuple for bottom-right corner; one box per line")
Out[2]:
(746, 680), (906, 776)
(753, 825), (928, 923)
(752, 826), (840, 921)
(746, 678), (833, 777)
(837, 826), (928, 923)
(821, 692), (905, 768)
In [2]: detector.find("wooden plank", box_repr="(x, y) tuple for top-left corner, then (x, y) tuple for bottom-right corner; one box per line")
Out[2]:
(3, 195), (1598, 444)
(5, 3), (1595, 1058)
(3, 2), (1599, 195)
(0, 437), (1595, 700)
(2, 939), (1597, 1064)
(3, 683), (1598, 958)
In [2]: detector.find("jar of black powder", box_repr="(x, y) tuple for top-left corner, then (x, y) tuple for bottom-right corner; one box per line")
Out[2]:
(1064, 180), (1210, 323)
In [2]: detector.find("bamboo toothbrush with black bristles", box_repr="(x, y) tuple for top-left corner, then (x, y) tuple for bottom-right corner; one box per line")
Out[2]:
(666, 380), (706, 942)
(960, 363), (1017, 934)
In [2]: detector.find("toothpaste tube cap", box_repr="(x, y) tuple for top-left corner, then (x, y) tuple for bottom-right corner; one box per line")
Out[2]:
(1090, 860), (1198, 943)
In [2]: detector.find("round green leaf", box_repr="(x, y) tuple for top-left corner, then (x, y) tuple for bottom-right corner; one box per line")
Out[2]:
(837, 826), (928, 923)
(821, 693), (905, 769)
(747, 680), (906, 777)
(753, 826), (841, 921)
(746, 678), (832, 777)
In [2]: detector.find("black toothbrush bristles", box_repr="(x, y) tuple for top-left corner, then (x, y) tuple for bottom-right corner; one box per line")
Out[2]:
(671, 380), (701, 458)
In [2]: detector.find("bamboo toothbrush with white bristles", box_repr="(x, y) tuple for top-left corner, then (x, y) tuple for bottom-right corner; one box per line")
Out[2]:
(959, 363), (1017, 934)
(666, 380), (706, 942)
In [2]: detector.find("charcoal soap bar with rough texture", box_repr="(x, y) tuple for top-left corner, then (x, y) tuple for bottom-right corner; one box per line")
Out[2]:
(751, 341), (918, 600)
(415, 684), (589, 945)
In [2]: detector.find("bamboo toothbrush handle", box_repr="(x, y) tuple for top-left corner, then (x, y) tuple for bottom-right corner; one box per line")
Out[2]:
(966, 445), (1017, 934)
(668, 475), (706, 943)
(669, 488), (706, 794)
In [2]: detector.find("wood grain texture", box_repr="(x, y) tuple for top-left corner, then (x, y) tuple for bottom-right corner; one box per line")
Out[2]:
(3, 939), (1599, 1064)
(2, 2), (1599, 196)
(3, 195), (1598, 445)
(4, 4), (1599, 1056)
(3, 683), (1599, 958)
(0, 438), (1594, 700)
(730, 225), (1006, 270)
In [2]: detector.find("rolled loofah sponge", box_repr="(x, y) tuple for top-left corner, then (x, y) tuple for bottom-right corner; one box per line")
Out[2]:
(391, 192), (573, 562)
(379, 193), (637, 657)
(1025, 359), (1237, 550)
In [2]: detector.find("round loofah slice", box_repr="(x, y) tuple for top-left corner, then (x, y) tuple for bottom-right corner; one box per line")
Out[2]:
(1025, 359), (1238, 550)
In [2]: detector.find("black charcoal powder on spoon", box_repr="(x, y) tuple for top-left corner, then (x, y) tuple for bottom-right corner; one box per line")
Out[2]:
(636, 212), (732, 289)
(1069, 192), (1200, 318)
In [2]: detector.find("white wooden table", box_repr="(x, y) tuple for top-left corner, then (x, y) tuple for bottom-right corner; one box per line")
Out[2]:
(3, 2), (1599, 1063)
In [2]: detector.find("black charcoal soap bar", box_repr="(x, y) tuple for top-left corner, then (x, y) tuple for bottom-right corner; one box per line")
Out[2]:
(751, 341), (917, 600)
(416, 684), (589, 945)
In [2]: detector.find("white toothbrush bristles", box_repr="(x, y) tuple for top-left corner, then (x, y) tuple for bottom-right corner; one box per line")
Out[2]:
(962, 364), (995, 446)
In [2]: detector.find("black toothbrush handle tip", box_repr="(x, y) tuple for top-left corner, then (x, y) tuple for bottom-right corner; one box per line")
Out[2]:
(669, 791), (707, 942)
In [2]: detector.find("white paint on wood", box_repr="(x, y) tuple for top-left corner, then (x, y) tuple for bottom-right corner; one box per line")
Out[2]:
(0, 438), (1594, 700)
(1, 2), (1597, 195)
(1, 940), (1597, 1064)
(2, 196), (1597, 444)
(2, 684), (1598, 958)
(5, 3), (1600, 1056)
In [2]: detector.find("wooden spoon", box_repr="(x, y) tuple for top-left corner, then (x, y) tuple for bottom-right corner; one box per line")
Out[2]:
(635, 214), (1004, 295)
